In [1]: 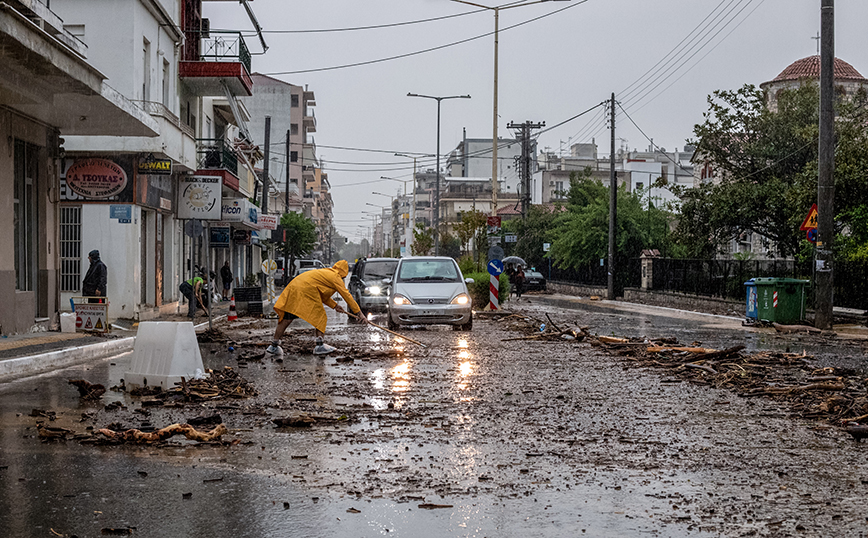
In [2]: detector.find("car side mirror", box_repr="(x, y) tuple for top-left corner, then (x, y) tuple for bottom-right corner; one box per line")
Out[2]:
(384, 277), (392, 284)
(464, 277), (475, 284)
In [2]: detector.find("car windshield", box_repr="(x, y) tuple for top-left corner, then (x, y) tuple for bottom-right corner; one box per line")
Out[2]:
(364, 260), (398, 280)
(527, 271), (543, 278)
(397, 259), (460, 282)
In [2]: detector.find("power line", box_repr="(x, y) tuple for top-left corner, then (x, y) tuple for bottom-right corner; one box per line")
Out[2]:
(217, 8), (487, 35)
(262, 1), (588, 76)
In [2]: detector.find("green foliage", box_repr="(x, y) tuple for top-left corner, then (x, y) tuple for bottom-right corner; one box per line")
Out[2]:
(549, 172), (672, 269)
(464, 272), (510, 307)
(440, 231), (462, 259)
(454, 209), (488, 262)
(682, 81), (868, 258)
(458, 255), (484, 275)
(411, 223), (433, 256)
(505, 201), (563, 270)
(279, 211), (317, 276)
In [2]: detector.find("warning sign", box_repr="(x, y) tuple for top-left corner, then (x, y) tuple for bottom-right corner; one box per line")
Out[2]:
(75, 303), (109, 333)
(800, 203), (819, 231)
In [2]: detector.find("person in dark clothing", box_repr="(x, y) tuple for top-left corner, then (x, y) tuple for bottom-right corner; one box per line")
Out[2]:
(220, 261), (233, 301)
(513, 266), (526, 300)
(82, 250), (107, 304)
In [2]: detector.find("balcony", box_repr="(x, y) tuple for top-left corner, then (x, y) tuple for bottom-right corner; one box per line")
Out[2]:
(303, 109), (316, 133)
(196, 138), (240, 191)
(180, 31), (253, 97)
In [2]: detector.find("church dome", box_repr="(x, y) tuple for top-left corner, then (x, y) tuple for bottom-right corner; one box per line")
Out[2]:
(762, 56), (866, 88)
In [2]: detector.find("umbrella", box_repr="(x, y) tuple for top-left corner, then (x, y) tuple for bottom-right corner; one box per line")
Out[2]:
(502, 256), (526, 266)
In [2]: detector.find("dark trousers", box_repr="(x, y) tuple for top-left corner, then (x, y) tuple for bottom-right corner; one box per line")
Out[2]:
(180, 282), (196, 318)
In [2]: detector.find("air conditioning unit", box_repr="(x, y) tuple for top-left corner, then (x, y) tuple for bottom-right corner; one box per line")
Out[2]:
(549, 182), (555, 187)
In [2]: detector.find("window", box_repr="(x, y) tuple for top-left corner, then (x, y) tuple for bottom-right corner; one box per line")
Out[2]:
(143, 37), (151, 101)
(290, 151), (298, 162)
(290, 123), (298, 136)
(291, 94), (299, 107)
(636, 182), (644, 191)
(162, 59), (170, 107)
(14, 140), (38, 291)
(60, 206), (82, 292)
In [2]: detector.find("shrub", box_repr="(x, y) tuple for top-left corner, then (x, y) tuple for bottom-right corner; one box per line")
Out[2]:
(458, 255), (484, 275)
(465, 272), (511, 308)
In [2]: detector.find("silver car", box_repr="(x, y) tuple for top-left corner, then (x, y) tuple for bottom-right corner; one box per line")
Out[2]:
(387, 257), (474, 331)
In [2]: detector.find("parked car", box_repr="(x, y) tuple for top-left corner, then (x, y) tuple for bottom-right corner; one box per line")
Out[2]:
(275, 259), (326, 285)
(524, 270), (547, 291)
(348, 257), (399, 314)
(387, 256), (474, 331)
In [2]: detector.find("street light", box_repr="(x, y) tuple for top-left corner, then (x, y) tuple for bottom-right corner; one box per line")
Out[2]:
(407, 92), (471, 255)
(450, 0), (569, 218)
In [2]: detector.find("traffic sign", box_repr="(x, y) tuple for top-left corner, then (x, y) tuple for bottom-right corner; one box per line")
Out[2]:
(806, 228), (818, 244)
(487, 259), (504, 276)
(800, 203), (818, 231)
(487, 245), (504, 261)
(261, 259), (277, 275)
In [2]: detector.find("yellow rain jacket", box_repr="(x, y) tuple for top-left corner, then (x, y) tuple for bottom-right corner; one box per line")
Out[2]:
(273, 260), (361, 333)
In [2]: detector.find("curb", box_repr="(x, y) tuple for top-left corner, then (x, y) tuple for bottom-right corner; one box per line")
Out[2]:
(0, 318), (222, 382)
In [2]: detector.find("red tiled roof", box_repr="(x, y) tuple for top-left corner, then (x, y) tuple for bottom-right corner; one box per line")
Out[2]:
(497, 205), (521, 215)
(766, 56), (866, 84)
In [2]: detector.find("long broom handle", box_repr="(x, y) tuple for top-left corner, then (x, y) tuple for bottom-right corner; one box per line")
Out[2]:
(347, 312), (427, 348)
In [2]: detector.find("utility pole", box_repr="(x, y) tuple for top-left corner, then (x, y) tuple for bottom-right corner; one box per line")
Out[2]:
(261, 116), (271, 214)
(284, 128), (290, 285)
(285, 129), (290, 212)
(607, 93), (617, 301)
(815, 0), (835, 329)
(508, 120), (545, 220)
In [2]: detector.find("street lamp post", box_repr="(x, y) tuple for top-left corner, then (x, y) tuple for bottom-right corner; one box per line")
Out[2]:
(407, 93), (471, 255)
(450, 0), (569, 218)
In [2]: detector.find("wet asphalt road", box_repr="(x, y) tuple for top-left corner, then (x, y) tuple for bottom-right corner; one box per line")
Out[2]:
(1, 295), (867, 537)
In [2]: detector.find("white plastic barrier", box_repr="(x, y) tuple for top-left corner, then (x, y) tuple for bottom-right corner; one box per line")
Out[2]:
(125, 322), (204, 390)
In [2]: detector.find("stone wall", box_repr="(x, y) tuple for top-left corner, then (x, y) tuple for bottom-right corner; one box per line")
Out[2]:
(622, 288), (744, 316)
(548, 281), (608, 298)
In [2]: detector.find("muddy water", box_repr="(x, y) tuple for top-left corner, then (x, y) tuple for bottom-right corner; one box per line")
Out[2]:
(1, 300), (867, 536)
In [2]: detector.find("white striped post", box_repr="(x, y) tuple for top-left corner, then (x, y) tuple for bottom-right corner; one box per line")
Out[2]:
(489, 274), (499, 310)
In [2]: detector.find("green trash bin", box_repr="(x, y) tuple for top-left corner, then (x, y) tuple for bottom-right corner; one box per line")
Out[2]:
(753, 277), (809, 324)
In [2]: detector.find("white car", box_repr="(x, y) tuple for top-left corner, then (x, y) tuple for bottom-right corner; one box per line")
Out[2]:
(387, 257), (474, 331)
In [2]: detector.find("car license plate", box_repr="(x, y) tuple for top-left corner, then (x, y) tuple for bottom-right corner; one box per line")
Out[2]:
(421, 309), (440, 316)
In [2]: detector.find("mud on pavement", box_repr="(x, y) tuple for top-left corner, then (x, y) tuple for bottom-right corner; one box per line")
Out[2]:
(14, 303), (868, 537)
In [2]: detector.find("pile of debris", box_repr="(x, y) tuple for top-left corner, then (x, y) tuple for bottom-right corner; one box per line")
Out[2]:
(506, 313), (868, 438)
(165, 367), (258, 401)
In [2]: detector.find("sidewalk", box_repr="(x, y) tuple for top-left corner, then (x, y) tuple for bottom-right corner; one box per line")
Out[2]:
(0, 301), (232, 381)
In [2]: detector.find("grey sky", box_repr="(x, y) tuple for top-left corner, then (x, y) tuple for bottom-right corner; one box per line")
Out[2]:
(205, 0), (868, 241)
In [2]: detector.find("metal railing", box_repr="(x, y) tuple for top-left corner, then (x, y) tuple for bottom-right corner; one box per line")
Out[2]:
(198, 31), (251, 73)
(133, 100), (195, 139)
(196, 138), (238, 175)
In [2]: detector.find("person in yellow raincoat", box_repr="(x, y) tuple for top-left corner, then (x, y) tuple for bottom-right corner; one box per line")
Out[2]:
(266, 259), (367, 355)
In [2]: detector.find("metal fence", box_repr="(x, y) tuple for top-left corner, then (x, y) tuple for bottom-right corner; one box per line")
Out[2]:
(550, 257), (868, 310)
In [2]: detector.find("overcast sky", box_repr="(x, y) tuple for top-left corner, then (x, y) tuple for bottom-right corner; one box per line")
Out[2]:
(205, 0), (868, 241)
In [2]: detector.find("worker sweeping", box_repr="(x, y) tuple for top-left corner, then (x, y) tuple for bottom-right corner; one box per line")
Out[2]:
(266, 259), (367, 355)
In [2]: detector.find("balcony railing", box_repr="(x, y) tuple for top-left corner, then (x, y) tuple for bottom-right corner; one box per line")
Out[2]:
(133, 100), (194, 139)
(198, 31), (251, 73)
(197, 138), (238, 176)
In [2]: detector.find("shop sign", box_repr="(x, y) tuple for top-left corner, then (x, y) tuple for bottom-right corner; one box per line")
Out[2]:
(259, 214), (278, 230)
(211, 226), (230, 248)
(245, 206), (259, 228)
(178, 176), (222, 220)
(65, 158), (128, 198)
(137, 155), (172, 175)
(233, 229), (251, 245)
(221, 199), (245, 222)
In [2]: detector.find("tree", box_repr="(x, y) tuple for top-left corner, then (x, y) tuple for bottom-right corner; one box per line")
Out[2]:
(549, 171), (671, 271)
(411, 223), (433, 256)
(682, 82), (868, 258)
(454, 209), (488, 262)
(280, 211), (317, 278)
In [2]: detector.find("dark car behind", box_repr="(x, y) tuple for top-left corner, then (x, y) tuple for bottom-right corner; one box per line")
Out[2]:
(524, 270), (546, 291)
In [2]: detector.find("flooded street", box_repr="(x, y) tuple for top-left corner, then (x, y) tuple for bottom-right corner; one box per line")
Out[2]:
(1, 296), (867, 537)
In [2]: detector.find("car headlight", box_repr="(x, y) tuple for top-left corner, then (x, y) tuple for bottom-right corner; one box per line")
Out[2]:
(392, 294), (412, 306)
(451, 293), (470, 305)
(365, 285), (382, 295)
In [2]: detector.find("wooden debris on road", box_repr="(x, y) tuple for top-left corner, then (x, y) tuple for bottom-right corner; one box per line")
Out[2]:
(68, 379), (106, 400)
(95, 423), (228, 444)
